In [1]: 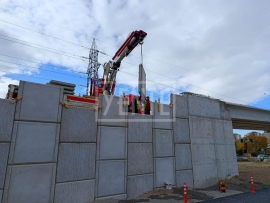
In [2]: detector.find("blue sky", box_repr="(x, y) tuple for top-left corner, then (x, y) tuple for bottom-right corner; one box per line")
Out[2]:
(0, 0), (269, 137)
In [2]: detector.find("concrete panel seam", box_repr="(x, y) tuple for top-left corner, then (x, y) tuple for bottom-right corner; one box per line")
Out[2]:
(50, 163), (57, 203)
(127, 173), (154, 177)
(14, 81), (24, 120)
(14, 119), (61, 124)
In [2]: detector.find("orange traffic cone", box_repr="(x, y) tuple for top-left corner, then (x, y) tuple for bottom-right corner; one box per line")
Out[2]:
(250, 176), (256, 193)
(183, 182), (188, 203)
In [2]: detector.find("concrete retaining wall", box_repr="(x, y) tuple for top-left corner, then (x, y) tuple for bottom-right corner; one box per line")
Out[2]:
(0, 81), (238, 202)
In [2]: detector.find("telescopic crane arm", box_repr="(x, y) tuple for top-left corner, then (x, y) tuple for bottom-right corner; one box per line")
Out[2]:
(103, 30), (147, 94)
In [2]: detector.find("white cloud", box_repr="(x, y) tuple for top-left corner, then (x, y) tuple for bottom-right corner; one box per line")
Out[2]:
(0, 77), (19, 98)
(0, 0), (269, 108)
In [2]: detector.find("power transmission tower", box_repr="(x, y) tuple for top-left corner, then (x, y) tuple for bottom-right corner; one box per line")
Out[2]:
(86, 39), (100, 95)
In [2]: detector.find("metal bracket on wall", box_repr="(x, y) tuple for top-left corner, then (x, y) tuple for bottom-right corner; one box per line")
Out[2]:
(122, 93), (127, 107)
(170, 99), (176, 108)
(10, 95), (22, 104)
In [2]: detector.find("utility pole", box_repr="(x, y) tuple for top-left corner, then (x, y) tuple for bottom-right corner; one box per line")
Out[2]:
(86, 39), (100, 95)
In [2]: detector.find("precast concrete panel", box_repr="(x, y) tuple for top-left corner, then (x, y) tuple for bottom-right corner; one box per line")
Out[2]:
(153, 103), (172, 129)
(154, 129), (174, 157)
(60, 107), (97, 142)
(15, 81), (62, 122)
(213, 120), (224, 141)
(9, 122), (59, 164)
(189, 117), (214, 138)
(95, 194), (127, 201)
(128, 143), (153, 175)
(0, 144), (9, 189)
(54, 180), (94, 203)
(127, 114), (152, 142)
(223, 121), (234, 144)
(193, 163), (218, 188)
(97, 126), (127, 160)
(175, 144), (192, 170)
(215, 144), (227, 163)
(176, 170), (194, 189)
(188, 95), (221, 119)
(216, 162), (228, 180)
(154, 157), (175, 187)
(225, 144), (237, 163)
(173, 118), (190, 143)
(0, 99), (15, 142)
(96, 160), (126, 197)
(127, 174), (153, 198)
(170, 94), (188, 118)
(57, 143), (96, 182)
(3, 164), (55, 203)
(191, 138), (216, 165)
(98, 95), (127, 127)
(227, 161), (238, 177)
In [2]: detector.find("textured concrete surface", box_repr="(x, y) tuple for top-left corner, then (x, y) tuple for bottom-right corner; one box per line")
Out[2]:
(193, 163), (218, 188)
(213, 120), (224, 141)
(170, 94), (188, 118)
(96, 160), (126, 197)
(98, 95), (127, 127)
(60, 107), (97, 142)
(154, 157), (175, 187)
(175, 144), (192, 170)
(191, 138), (216, 165)
(223, 121), (234, 144)
(127, 114), (152, 142)
(173, 118), (190, 143)
(97, 126), (127, 160)
(216, 162), (229, 179)
(153, 103), (172, 129)
(189, 117), (214, 138)
(188, 95), (221, 119)
(0, 144), (9, 189)
(95, 194), (127, 201)
(154, 129), (174, 157)
(176, 170), (194, 189)
(128, 143), (153, 175)
(215, 144), (227, 163)
(54, 180), (94, 203)
(225, 144), (237, 163)
(127, 174), (153, 198)
(15, 81), (62, 122)
(0, 99), (15, 142)
(10, 122), (59, 164)
(57, 143), (96, 182)
(3, 164), (55, 203)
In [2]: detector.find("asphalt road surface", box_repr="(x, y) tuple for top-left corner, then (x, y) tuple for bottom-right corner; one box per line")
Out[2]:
(201, 189), (270, 203)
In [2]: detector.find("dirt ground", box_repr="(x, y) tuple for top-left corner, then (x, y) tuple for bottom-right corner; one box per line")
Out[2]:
(93, 162), (270, 203)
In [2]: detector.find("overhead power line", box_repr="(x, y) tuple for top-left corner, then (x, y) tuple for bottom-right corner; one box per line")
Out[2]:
(0, 35), (86, 61)
(0, 59), (87, 79)
(0, 19), (90, 49)
(0, 53), (86, 75)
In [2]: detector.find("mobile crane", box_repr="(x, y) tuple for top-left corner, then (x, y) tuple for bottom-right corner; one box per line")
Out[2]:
(62, 30), (150, 114)
(89, 30), (147, 97)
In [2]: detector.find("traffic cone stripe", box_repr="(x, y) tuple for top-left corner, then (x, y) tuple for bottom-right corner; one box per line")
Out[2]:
(183, 182), (188, 203)
(250, 176), (256, 193)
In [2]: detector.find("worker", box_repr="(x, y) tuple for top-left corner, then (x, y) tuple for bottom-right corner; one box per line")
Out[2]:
(103, 86), (111, 95)
(144, 96), (150, 115)
(136, 96), (144, 114)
